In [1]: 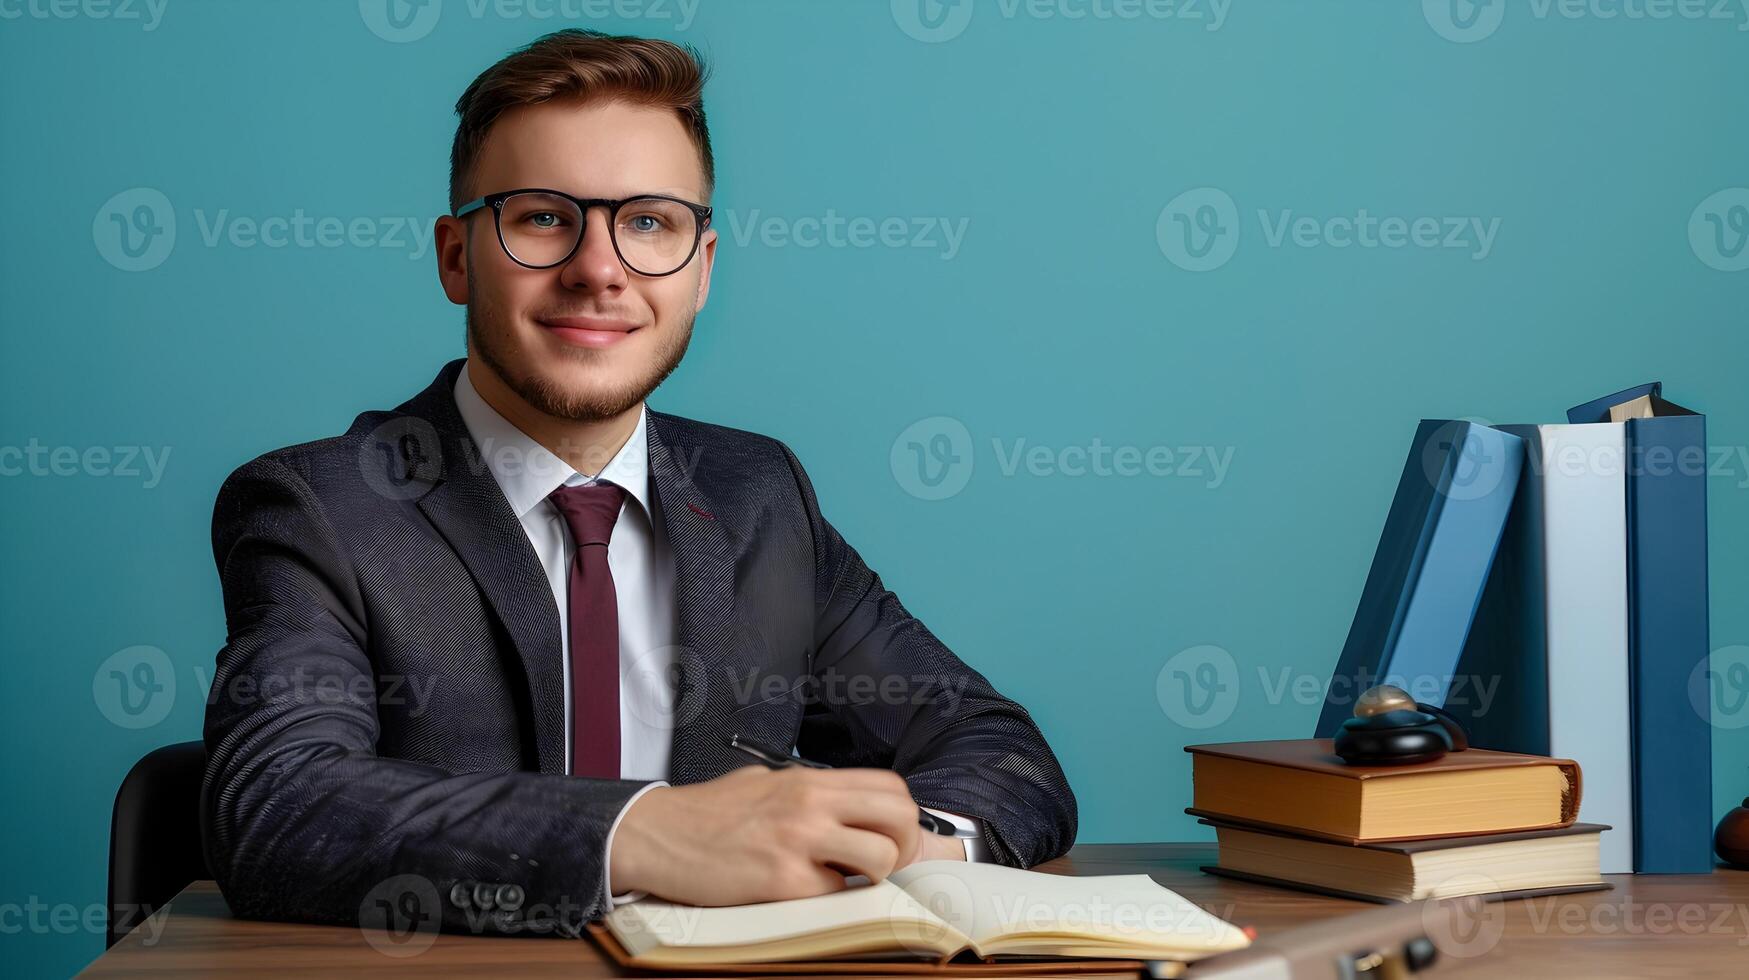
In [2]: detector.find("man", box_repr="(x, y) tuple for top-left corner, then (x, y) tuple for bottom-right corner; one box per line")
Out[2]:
(202, 29), (1075, 938)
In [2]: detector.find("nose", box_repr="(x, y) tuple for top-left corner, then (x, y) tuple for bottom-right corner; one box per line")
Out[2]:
(557, 206), (628, 293)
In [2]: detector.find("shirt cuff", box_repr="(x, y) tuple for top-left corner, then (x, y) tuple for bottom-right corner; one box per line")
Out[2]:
(602, 780), (669, 909)
(919, 807), (990, 862)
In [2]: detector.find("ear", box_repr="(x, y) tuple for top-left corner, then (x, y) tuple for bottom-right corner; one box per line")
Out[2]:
(434, 215), (470, 305)
(692, 226), (718, 313)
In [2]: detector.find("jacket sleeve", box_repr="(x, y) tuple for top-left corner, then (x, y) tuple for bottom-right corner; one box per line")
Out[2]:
(201, 455), (652, 937)
(779, 445), (1078, 868)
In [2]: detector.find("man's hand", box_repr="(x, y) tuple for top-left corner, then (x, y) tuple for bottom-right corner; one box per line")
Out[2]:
(608, 765), (932, 906)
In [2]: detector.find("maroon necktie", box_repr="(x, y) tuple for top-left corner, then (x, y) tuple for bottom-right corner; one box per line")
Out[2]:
(548, 481), (626, 778)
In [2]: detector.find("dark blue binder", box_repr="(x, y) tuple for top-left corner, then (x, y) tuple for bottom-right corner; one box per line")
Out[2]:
(1568, 383), (1714, 874)
(1316, 421), (1525, 736)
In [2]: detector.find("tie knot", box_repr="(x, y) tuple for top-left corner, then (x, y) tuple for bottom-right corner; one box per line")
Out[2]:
(548, 481), (626, 548)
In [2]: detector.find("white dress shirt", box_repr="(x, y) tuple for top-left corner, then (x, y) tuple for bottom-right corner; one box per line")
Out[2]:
(452, 363), (983, 910)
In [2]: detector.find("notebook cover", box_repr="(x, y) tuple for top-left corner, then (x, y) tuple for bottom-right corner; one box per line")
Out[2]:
(1184, 740), (1582, 843)
(582, 920), (1162, 976)
(1197, 866), (1613, 906)
(1315, 420), (1525, 737)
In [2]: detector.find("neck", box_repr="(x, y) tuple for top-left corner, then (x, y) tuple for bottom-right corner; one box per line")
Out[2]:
(464, 355), (641, 478)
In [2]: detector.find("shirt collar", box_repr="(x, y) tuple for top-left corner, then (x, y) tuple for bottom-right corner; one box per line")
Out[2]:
(453, 360), (652, 521)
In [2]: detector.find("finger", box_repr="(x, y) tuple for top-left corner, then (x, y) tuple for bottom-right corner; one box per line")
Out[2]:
(821, 787), (923, 841)
(807, 825), (904, 883)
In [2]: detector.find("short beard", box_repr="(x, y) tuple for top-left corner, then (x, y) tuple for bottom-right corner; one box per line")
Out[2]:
(465, 273), (694, 424)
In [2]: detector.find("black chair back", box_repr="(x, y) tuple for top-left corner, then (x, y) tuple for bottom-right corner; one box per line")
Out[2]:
(108, 741), (208, 947)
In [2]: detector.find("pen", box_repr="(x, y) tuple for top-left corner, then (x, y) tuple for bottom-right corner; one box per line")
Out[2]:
(726, 733), (968, 838)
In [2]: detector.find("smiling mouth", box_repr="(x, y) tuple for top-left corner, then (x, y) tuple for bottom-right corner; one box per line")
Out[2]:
(536, 315), (642, 349)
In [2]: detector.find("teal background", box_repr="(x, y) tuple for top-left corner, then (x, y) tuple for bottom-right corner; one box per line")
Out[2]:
(3, 0), (1747, 974)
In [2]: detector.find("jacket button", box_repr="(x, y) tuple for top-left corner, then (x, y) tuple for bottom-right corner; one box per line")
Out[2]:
(473, 883), (497, 910)
(495, 884), (525, 911)
(449, 882), (472, 909)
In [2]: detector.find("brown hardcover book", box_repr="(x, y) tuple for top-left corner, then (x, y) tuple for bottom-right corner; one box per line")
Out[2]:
(1198, 817), (1611, 904)
(1185, 739), (1582, 843)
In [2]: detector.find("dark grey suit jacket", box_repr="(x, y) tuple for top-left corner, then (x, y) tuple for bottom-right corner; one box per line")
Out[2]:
(202, 358), (1076, 938)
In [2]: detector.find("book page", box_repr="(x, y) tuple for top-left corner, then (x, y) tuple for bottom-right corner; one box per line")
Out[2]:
(887, 860), (1249, 958)
(606, 878), (970, 962)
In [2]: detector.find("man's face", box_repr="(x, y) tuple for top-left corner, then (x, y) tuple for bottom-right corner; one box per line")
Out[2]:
(437, 99), (716, 423)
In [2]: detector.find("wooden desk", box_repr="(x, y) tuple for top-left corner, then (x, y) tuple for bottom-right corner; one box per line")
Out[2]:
(82, 844), (1749, 978)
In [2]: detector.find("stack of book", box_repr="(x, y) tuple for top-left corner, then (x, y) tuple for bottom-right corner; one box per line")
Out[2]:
(1187, 739), (1611, 903)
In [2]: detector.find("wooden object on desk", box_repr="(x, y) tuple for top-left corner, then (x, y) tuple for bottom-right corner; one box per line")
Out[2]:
(83, 843), (1748, 979)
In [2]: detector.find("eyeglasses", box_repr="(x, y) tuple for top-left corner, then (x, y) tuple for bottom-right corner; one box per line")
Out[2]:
(453, 188), (713, 277)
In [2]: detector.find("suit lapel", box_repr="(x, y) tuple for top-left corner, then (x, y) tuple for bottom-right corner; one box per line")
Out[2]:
(647, 412), (747, 784)
(397, 360), (568, 775)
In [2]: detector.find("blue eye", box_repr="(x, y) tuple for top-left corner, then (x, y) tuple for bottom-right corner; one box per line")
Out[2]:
(627, 214), (662, 233)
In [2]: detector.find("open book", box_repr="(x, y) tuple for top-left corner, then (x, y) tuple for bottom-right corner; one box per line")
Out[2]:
(600, 860), (1250, 968)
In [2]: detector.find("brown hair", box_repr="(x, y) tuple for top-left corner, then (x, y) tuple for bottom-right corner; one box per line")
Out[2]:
(449, 29), (713, 213)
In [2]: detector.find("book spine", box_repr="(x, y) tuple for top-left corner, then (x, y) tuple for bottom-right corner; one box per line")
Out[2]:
(1624, 414), (1714, 873)
(1536, 424), (1635, 874)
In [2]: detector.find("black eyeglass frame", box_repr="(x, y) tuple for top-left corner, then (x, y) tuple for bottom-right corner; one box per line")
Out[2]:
(453, 188), (713, 277)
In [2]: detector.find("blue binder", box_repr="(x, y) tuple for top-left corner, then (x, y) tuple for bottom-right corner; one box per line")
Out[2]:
(1567, 383), (1713, 874)
(1316, 421), (1526, 736)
